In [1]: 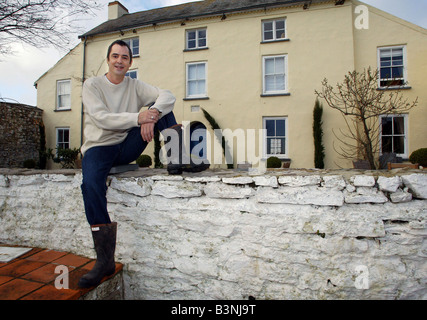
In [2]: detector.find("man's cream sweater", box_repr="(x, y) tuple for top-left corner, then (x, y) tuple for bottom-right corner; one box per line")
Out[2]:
(81, 75), (175, 155)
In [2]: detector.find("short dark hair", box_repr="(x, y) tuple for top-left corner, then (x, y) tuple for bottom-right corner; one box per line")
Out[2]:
(107, 40), (133, 63)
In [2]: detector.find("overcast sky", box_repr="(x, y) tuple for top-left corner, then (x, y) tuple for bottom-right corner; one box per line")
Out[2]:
(0, 0), (426, 106)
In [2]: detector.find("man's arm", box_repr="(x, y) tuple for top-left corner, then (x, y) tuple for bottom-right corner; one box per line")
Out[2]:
(136, 81), (176, 118)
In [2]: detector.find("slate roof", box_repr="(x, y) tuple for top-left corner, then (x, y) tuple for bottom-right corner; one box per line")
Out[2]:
(79, 0), (335, 38)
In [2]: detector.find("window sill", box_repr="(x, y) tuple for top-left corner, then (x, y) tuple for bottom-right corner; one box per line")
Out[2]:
(377, 86), (411, 91)
(261, 93), (290, 97)
(183, 97), (210, 101)
(260, 38), (290, 44)
(183, 47), (209, 52)
(54, 108), (72, 112)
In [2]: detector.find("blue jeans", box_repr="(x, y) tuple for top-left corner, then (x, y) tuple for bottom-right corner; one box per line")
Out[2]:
(81, 112), (177, 225)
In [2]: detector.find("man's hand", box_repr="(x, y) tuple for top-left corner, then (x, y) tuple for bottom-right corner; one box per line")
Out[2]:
(138, 109), (159, 142)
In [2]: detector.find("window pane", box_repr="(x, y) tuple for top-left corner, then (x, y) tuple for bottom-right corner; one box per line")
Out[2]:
(58, 81), (70, 94)
(188, 31), (196, 40)
(265, 58), (274, 74)
(132, 39), (139, 55)
(392, 67), (403, 78)
(266, 120), (275, 136)
(393, 136), (405, 154)
(188, 65), (197, 80)
(276, 120), (286, 136)
(275, 20), (285, 38)
(381, 117), (393, 135)
(198, 38), (206, 47)
(380, 67), (391, 79)
(63, 129), (69, 142)
(380, 57), (391, 67)
(264, 22), (273, 31)
(264, 31), (273, 40)
(197, 64), (205, 79)
(187, 31), (196, 48)
(391, 48), (403, 58)
(393, 117), (405, 134)
(274, 75), (285, 91)
(188, 39), (196, 49)
(275, 57), (284, 73)
(197, 80), (206, 95)
(276, 20), (285, 30)
(265, 75), (275, 92)
(392, 58), (403, 66)
(380, 49), (391, 58)
(58, 130), (64, 143)
(188, 81), (197, 95)
(382, 136), (392, 153)
(198, 30), (206, 39)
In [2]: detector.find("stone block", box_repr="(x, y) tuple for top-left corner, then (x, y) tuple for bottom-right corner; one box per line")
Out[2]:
(278, 175), (321, 187)
(321, 175), (346, 190)
(222, 176), (253, 185)
(256, 186), (344, 206)
(204, 182), (254, 199)
(390, 190), (412, 203)
(344, 187), (388, 204)
(351, 175), (376, 187)
(151, 180), (202, 198)
(252, 176), (278, 188)
(109, 177), (151, 197)
(401, 174), (427, 199)
(377, 176), (402, 193)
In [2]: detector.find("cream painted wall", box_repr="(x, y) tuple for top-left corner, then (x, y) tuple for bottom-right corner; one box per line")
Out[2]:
(36, 43), (84, 169)
(352, 1), (427, 158)
(36, 0), (427, 169)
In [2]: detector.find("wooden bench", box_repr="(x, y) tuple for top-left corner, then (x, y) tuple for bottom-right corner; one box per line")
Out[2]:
(387, 162), (419, 170)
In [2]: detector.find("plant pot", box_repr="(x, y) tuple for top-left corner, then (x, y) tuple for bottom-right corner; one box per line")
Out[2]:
(282, 161), (291, 168)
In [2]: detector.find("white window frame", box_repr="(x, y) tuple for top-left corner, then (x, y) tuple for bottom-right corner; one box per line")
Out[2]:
(262, 18), (287, 42)
(56, 79), (71, 110)
(56, 127), (70, 151)
(123, 37), (140, 57)
(186, 28), (207, 50)
(126, 69), (138, 79)
(263, 117), (288, 159)
(379, 114), (409, 158)
(262, 55), (288, 95)
(377, 45), (407, 88)
(186, 62), (208, 98)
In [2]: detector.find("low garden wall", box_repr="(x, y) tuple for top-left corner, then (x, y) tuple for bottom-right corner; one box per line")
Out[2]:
(0, 168), (426, 299)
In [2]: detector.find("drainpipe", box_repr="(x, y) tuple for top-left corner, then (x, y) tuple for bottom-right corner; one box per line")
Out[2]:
(80, 37), (87, 153)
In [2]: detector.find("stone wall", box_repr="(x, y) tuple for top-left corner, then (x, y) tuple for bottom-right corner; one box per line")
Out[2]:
(0, 102), (44, 168)
(0, 168), (426, 299)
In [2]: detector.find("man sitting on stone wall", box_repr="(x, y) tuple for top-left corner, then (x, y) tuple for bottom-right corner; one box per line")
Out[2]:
(78, 40), (208, 288)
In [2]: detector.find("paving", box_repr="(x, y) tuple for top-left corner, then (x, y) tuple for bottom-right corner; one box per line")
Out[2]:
(0, 244), (123, 300)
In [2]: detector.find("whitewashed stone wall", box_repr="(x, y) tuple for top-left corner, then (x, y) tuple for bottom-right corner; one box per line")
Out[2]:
(0, 168), (426, 300)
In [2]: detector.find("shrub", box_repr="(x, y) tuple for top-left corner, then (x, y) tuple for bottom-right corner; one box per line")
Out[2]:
(409, 148), (427, 167)
(53, 148), (80, 169)
(267, 156), (282, 168)
(23, 159), (36, 169)
(313, 98), (325, 169)
(136, 154), (152, 167)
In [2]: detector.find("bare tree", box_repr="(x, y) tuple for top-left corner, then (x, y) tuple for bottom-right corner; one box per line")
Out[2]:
(315, 67), (418, 169)
(0, 0), (101, 55)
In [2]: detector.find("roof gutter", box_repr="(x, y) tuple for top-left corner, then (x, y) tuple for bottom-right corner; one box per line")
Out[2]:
(80, 36), (87, 152)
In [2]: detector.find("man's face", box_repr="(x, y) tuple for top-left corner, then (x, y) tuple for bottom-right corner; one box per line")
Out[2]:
(107, 44), (132, 78)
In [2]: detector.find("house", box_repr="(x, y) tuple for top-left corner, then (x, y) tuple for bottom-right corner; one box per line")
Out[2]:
(34, 0), (427, 169)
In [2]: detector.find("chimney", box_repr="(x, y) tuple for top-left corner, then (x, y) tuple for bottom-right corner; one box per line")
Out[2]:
(108, 1), (129, 20)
